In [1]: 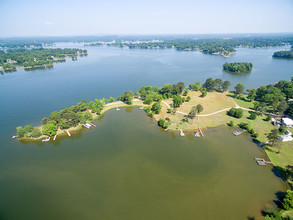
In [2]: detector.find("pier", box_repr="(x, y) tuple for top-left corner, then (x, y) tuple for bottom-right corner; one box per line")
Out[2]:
(179, 129), (185, 136)
(255, 158), (273, 166)
(66, 130), (71, 136)
(233, 130), (246, 136)
(53, 134), (57, 141)
(199, 128), (204, 137)
(89, 122), (96, 127)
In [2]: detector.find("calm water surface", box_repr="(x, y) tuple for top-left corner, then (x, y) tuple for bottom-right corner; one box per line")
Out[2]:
(0, 44), (292, 219)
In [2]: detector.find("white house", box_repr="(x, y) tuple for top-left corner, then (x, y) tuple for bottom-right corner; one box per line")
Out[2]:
(278, 134), (293, 142)
(282, 118), (293, 128)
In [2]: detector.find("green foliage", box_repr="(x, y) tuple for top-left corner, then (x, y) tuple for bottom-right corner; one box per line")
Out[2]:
(151, 102), (162, 114)
(234, 83), (245, 95)
(279, 125), (287, 134)
(42, 120), (57, 136)
(0, 48), (87, 71)
(249, 112), (257, 120)
(265, 114), (272, 121)
(31, 128), (42, 138)
(223, 62), (253, 73)
(186, 96), (191, 102)
(173, 95), (184, 108)
(158, 118), (168, 129)
(189, 82), (201, 91)
(227, 108), (243, 118)
(196, 104), (204, 114)
(238, 122), (249, 130)
(263, 209), (283, 220)
(281, 190), (293, 210)
(273, 51), (293, 59)
(200, 87), (207, 97)
(119, 91), (133, 105)
(202, 78), (230, 92)
(167, 108), (172, 113)
(228, 120), (234, 127)
(16, 126), (25, 138)
(266, 129), (280, 146)
(188, 106), (197, 119)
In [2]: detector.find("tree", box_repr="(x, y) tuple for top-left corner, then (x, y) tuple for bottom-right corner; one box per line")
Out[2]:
(234, 83), (245, 97)
(186, 96), (191, 102)
(222, 81), (231, 91)
(173, 95), (183, 108)
(281, 190), (293, 210)
(151, 102), (162, 114)
(265, 114), (272, 121)
(189, 82), (200, 91)
(202, 78), (216, 92)
(214, 78), (223, 91)
(200, 87), (207, 97)
(249, 112), (257, 120)
(120, 91), (133, 105)
(42, 120), (58, 136)
(16, 126), (25, 138)
(188, 106), (197, 124)
(247, 88), (257, 101)
(266, 129), (279, 146)
(41, 117), (49, 124)
(277, 101), (288, 114)
(196, 104), (204, 115)
(31, 128), (42, 138)
(158, 118), (167, 129)
(227, 108), (243, 118)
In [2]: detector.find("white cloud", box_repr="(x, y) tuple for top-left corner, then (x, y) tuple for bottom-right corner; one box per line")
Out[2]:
(44, 22), (54, 26)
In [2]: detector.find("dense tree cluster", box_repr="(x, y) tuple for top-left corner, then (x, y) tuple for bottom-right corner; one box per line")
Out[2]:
(273, 51), (293, 59)
(223, 62), (253, 73)
(0, 48), (87, 71)
(202, 78), (231, 92)
(0, 42), (42, 49)
(227, 108), (243, 118)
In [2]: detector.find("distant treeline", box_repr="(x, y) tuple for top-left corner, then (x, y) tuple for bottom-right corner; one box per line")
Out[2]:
(223, 62), (253, 73)
(0, 48), (87, 71)
(86, 38), (293, 56)
(0, 42), (43, 49)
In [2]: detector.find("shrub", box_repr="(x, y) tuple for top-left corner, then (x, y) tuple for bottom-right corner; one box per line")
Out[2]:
(227, 108), (243, 118)
(31, 128), (42, 138)
(265, 114), (272, 121)
(249, 112), (257, 120)
(151, 102), (162, 114)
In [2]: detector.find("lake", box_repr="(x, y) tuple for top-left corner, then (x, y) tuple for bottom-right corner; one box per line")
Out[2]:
(0, 44), (292, 219)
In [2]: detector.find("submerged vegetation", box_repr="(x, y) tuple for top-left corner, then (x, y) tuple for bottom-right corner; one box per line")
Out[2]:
(223, 62), (253, 73)
(0, 48), (87, 71)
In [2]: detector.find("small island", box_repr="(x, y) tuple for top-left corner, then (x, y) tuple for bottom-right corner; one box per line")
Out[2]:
(273, 50), (293, 59)
(0, 48), (88, 72)
(223, 62), (253, 73)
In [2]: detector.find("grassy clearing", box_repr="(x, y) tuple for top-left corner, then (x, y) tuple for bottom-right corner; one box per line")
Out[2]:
(228, 92), (254, 109)
(178, 91), (235, 114)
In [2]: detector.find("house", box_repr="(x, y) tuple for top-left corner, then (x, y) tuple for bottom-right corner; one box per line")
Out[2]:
(286, 130), (292, 136)
(282, 118), (293, 128)
(278, 134), (293, 142)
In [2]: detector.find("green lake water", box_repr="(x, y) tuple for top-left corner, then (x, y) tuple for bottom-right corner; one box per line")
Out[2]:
(0, 44), (292, 219)
(0, 109), (287, 219)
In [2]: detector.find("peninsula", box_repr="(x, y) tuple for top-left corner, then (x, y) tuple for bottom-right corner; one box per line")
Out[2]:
(0, 48), (88, 72)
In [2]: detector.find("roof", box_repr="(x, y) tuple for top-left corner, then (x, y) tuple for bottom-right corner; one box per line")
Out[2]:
(278, 135), (293, 142)
(282, 118), (293, 125)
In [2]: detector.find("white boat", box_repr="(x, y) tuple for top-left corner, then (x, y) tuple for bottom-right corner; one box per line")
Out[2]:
(12, 136), (18, 139)
(116, 107), (120, 111)
(42, 136), (50, 142)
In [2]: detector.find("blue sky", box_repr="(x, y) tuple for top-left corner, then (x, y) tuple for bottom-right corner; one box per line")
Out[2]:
(0, 0), (292, 37)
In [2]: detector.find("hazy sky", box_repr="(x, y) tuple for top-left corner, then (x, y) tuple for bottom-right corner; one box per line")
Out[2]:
(0, 0), (292, 37)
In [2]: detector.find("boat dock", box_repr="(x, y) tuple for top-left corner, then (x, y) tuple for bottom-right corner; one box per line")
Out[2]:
(82, 123), (92, 129)
(233, 130), (246, 136)
(66, 130), (71, 136)
(199, 128), (204, 137)
(255, 158), (273, 166)
(53, 134), (57, 141)
(89, 122), (96, 127)
(179, 129), (185, 136)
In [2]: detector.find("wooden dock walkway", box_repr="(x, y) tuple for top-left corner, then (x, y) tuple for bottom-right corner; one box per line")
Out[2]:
(89, 122), (96, 127)
(199, 128), (204, 137)
(66, 130), (71, 137)
(233, 130), (246, 136)
(255, 158), (273, 166)
(179, 129), (185, 136)
(53, 134), (57, 141)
